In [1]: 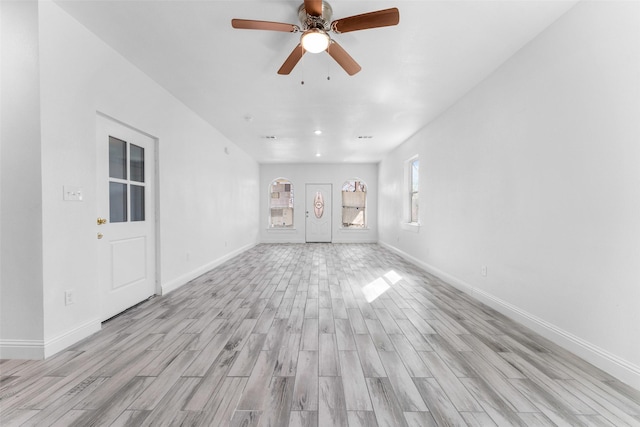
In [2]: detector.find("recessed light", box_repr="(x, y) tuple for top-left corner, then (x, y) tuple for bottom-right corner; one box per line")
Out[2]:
(316, 153), (321, 157)
(314, 130), (322, 135)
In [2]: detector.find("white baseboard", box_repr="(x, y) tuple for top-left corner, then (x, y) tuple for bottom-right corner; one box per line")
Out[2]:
(261, 237), (305, 244)
(0, 318), (101, 360)
(161, 242), (257, 295)
(333, 236), (379, 244)
(379, 241), (640, 391)
(0, 339), (44, 360)
(44, 318), (101, 358)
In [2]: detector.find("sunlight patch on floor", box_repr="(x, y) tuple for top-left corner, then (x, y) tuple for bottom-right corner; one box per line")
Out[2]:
(362, 270), (403, 302)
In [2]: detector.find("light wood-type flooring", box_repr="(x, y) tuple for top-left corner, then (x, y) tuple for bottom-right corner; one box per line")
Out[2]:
(1, 243), (639, 426)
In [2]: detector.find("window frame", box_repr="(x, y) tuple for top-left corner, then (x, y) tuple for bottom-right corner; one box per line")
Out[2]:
(341, 179), (367, 229)
(268, 178), (294, 228)
(108, 136), (147, 224)
(407, 156), (419, 225)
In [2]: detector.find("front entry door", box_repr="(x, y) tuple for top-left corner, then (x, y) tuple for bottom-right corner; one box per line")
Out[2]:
(306, 184), (332, 242)
(97, 115), (156, 321)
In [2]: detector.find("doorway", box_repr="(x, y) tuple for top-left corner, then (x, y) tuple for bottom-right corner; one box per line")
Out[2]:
(96, 114), (157, 321)
(305, 183), (332, 242)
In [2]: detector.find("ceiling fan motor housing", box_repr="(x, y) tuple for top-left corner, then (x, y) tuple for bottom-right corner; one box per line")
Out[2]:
(298, 1), (332, 30)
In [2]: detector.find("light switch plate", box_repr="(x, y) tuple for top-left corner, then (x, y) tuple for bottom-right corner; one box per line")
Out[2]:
(63, 185), (83, 201)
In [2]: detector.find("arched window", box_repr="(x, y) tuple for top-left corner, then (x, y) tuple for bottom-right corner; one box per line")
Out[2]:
(269, 178), (294, 227)
(342, 179), (367, 228)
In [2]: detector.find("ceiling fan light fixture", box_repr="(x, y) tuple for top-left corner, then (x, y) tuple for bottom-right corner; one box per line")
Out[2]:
(301, 29), (330, 53)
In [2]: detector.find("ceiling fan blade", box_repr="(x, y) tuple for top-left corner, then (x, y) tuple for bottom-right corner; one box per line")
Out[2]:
(231, 19), (298, 32)
(331, 8), (399, 34)
(304, 0), (323, 17)
(278, 44), (306, 75)
(327, 41), (361, 76)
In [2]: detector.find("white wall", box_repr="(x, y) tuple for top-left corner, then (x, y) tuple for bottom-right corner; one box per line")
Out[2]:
(0, 0), (45, 358)
(0, 0), (260, 358)
(260, 163), (378, 243)
(379, 0), (640, 389)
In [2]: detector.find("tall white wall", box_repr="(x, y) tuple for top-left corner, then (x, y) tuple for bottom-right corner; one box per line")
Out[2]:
(0, 0), (259, 358)
(0, 0), (45, 358)
(379, 0), (640, 389)
(260, 163), (378, 243)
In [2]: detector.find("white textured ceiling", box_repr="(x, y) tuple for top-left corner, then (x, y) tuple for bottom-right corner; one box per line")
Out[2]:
(55, 0), (578, 164)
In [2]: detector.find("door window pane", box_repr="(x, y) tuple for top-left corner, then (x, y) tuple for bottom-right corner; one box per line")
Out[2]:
(109, 137), (127, 179)
(130, 144), (145, 183)
(131, 184), (145, 222)
(109, 182), (128, 223)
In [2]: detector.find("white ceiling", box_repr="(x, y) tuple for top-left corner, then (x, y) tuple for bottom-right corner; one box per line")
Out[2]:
(55, 0), (578, 164)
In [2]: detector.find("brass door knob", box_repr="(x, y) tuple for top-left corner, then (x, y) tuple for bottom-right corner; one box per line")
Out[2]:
(97, 232), (104, 239)
(97, 217), (107, 225)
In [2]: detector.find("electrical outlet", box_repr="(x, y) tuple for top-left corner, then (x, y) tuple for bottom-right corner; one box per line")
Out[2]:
(481, 266), (487, 277)
(64, 290), (74, 306)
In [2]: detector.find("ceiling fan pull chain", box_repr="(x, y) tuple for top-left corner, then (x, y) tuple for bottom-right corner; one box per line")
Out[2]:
(301, 48), (306, 85)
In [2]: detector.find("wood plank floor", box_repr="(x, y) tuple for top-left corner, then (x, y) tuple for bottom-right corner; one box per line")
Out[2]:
(1, 243), (639, 426)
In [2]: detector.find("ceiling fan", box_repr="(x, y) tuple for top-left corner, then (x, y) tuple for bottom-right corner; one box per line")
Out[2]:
(231, 0), (399, 76)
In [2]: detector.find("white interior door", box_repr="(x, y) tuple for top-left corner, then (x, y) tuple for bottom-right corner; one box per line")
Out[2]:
(97, 115), (156, 321)
(306, 184), (332, 242)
